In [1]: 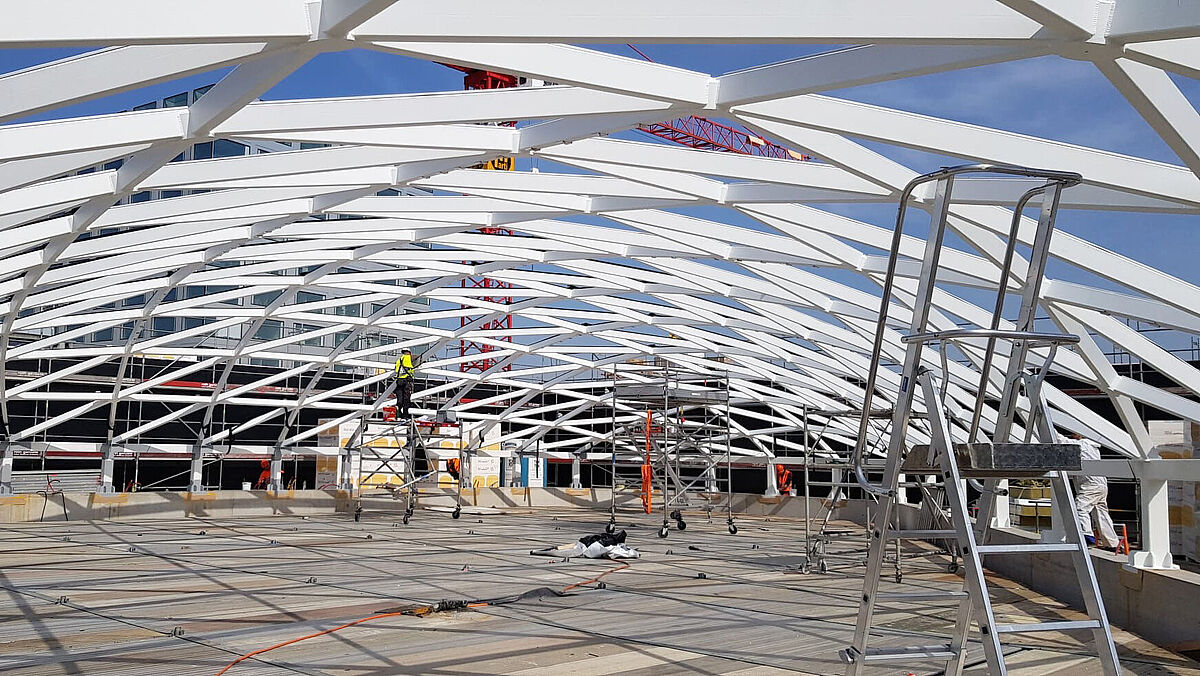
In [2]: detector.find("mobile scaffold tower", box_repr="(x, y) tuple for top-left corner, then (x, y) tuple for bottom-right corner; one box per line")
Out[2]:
(606, 359), (734, 538)
(338, 380), (467, 523)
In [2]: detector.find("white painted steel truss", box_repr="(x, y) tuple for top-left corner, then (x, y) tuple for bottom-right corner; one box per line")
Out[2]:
(3, 1), (1200, 494)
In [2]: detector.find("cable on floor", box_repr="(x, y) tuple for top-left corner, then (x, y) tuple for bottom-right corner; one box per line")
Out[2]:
(215, 561), (631, 674)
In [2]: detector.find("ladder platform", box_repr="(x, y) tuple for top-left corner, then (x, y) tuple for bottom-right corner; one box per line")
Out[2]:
(992, 619), (1102, 634)
(906, 443), (1080, 477)
(975, 543), (1080, 554)
(841, 644), (958, 663)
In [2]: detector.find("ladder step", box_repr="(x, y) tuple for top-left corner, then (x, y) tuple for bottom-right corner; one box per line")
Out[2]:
(876, 590), (969, 602)
(841, 645), (958, 663)
(992, 620), (1102, 634)
(887, 529), (958, 539)
(975, 543), (1080, 554)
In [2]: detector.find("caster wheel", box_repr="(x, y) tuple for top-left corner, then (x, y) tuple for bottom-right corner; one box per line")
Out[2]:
(819, 561), (828, 574)
(894, 573), (903, 584)
(670, 510), (682, 521)
(402, 514), (410, 525)
(676, 519), (687, 531)
(728, 523), (738, 535)
(658, 526), (669, 539)
(604, 522), (616, 534)
(452, 507), (461, 520)
(947, 562), (959, 574)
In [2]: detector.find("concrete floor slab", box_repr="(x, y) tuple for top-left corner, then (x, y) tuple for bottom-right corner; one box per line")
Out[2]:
(0, 510), (1194, 675)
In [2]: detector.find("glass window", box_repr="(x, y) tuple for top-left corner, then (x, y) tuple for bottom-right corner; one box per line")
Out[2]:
(77, 167), (95, 175)
(335, 331), (354, 348)
(299, 142), (329, 150)
(129, 191), (151, 203)
(152, 316), (175, 335)
(123, 294), (146, 307)
(335, 304), (360, 317)
(161, 190), (182, 199)
(103, 159), (124, 171)
(93, 328), (113, 342)
(377, 188), (399, 196)
(296, 291), (323, 305)
(162, 92), (189, 108)
(252, 290), (282, 306)
(165, 289), (178, 302)
(255, 320), (282, 341)
(192, 84), (213, 103)
(213, 139), (246, 158)
(300, 325), (324, 348)
(183, 317), (205, 330)
(193, 142), (213, 160)
(185, 285), (206, 299)
(132, 101), (157, 111)
(170, 152), (185, 163)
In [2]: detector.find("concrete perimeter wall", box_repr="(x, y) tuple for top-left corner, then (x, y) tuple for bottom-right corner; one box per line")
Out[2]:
(0, 487), (846, 523)
(978, 524), (1200, 653)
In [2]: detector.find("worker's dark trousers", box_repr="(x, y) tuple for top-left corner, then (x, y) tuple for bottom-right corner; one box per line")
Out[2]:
(397, 378), (413, 418)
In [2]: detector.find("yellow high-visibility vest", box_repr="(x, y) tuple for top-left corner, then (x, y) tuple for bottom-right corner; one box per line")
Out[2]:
(394, 353), (414, 379)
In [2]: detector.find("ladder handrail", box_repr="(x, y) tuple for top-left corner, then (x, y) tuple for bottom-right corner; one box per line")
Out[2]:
(850, 164), (1082, 496)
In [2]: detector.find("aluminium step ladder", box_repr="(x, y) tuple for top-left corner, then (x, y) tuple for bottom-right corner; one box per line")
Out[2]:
(840, 164), (1120, 675)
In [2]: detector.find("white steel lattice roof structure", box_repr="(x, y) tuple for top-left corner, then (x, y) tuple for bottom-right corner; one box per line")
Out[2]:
(2, 1), (1200, 487)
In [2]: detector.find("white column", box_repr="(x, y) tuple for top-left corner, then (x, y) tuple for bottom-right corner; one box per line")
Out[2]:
(991, 480), (1012, 528)
(98, 454), (116, 494)
(269, 457), (283, 492)
(339, 447), (355, 490)
(0, 445), (12, 495)
(570, 454), (582, 488)
(188, 448), (204, 492)
(1128, 476), (1179, 570)
(764, 457), (779, 497)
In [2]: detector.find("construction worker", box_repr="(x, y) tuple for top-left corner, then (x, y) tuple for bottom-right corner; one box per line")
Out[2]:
(394, 347), (415, 419)
(254, 459), (271, 489)
(1069, 432), (1120, 550)
(776, 463), (794, 496)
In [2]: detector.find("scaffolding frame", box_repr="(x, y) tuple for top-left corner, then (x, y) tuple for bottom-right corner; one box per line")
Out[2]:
(797, 406), (955, 577)
(607, 360), (735, 537)
(348, 413), (467, 523)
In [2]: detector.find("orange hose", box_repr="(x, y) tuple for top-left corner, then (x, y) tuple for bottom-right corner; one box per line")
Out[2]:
(216, 610), (411, 675)
(562, 562), (630, 592)
(642, 409), (653, 514)
(218, 563), (631, 673)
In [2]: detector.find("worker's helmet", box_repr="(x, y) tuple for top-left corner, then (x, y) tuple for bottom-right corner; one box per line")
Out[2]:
(401, 347), (411, 353)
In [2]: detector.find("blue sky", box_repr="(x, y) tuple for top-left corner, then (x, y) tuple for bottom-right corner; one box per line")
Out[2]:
(2, 44), (1197, 299)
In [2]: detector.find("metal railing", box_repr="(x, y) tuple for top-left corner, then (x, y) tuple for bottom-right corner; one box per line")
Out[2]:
(850, 164), (1082, 496)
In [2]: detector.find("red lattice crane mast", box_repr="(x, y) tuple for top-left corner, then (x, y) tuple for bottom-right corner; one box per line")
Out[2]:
(620, 45), (810, 161)
(446, 64), (518, 373)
